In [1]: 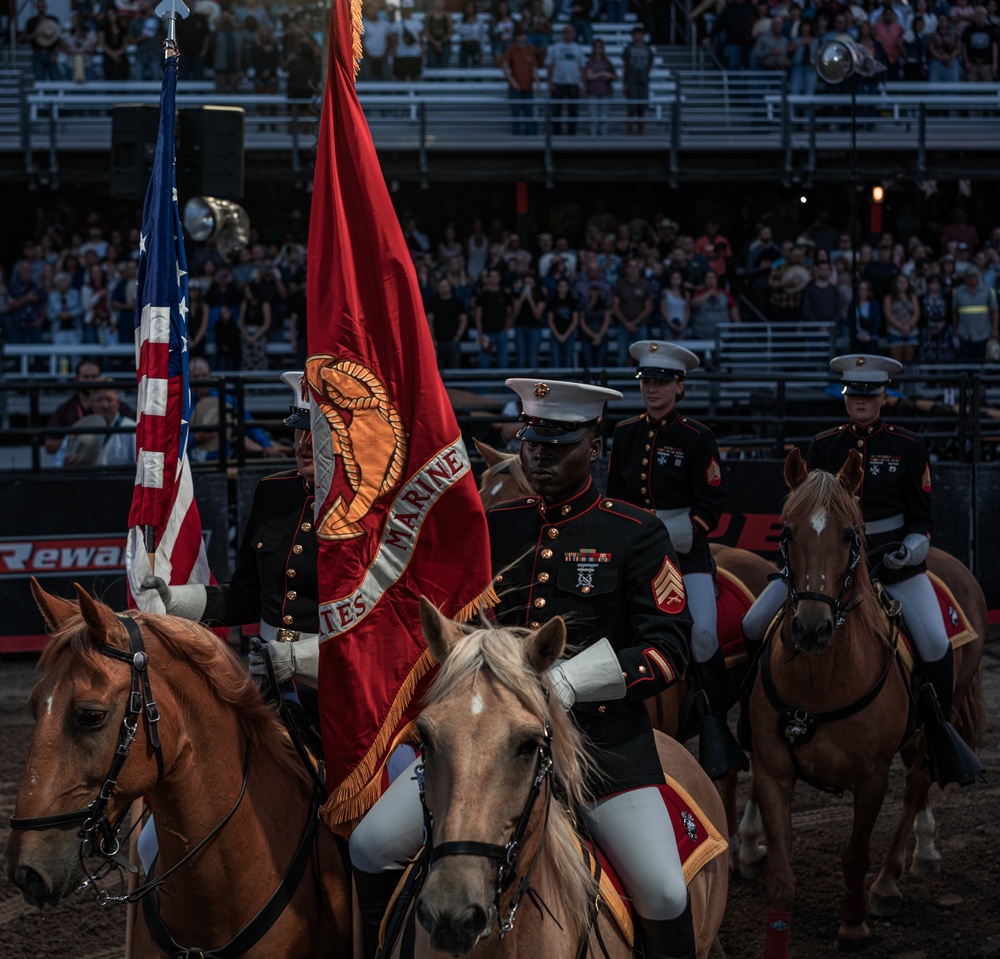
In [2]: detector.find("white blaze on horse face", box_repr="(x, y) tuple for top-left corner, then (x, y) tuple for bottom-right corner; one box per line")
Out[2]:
(810, 509), (828, 536)
(490, 481), (504, 499)
(44, 694), (53, 717)
(470, 692), (485, 716)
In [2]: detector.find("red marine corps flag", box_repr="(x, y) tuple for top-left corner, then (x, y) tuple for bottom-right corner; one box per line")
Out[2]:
(308, 0), (494, 828)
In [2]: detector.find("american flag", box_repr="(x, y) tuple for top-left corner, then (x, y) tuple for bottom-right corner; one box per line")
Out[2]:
(126, 54), (211, 603)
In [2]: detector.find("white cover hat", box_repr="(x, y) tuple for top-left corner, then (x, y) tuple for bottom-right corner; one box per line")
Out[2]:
(629, 340), (700, 379)
(505, 378), (622, 444)
(280, 370), (314, 429)
(830, 354), (902, 394)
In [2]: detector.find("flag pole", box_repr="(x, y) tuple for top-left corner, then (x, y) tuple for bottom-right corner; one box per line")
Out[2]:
(124, 12), (188, 959)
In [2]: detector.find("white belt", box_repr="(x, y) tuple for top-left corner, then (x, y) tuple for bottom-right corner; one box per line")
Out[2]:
(656, 507), (690, 521)
(866, 513), (905, 535)
(259, 621), (319, 644)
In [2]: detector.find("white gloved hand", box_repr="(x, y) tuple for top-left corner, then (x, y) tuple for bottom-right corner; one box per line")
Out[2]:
(249, 637), (295, 685)
(546, 638), (626, 710)
(883, 533), (930, 571)
(139, 575), (207, 621)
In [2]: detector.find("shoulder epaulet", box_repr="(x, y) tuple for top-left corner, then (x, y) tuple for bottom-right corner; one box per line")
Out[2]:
(597, 496), (649, 524)
(885, 423), (919, 441)
(813, 423), (848, 441)
(614, 413), (645, 430)
(259, 468), (302, 483)
(678, 415), (711, 434)
(487, 495), (540, 514)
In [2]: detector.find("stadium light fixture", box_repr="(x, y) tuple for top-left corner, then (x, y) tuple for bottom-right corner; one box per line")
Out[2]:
(815, 37), (887, 84)
(182, 196), (250, 257)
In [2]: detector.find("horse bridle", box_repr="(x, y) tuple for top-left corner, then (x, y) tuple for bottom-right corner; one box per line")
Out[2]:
(10, 614), (164, 874)
(417, 717), (555, 939)
(778, 522), (863, 634)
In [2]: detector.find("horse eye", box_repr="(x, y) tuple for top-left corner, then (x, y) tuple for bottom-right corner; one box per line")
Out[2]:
(76, 709), (107, 729)
(842, 529), (854, 545)
(516, 738), (539, 759)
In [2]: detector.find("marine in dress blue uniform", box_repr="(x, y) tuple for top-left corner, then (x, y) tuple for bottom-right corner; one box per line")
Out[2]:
(742, 354), (982, 787)
(606, 341), (746, 780)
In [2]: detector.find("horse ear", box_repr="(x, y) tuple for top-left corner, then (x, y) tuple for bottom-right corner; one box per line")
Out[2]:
(73, 583), (118, 646)
(526, 617), (566, 675)
(473, 437), (506, 468)
(837, 449), (863, 494)
(784, 447), (809, 490)
(30, 577), (78, 632)
(419, 596), (464, 664)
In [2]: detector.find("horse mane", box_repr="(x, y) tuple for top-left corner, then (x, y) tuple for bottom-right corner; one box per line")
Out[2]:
(39, 609), (302, 780)
(478, 449), (533, 508)
(425, 623), (599, 941)
(783, 469), (886, 639)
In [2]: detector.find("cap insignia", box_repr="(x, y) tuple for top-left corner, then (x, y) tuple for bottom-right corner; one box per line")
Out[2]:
(648, 343), (659, 352)
(533, 382), (551, 398)
(856, 357), (866, 366)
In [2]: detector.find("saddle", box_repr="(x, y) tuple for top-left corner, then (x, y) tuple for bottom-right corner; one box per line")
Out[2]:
(377, 776), (728, 953)
(891, 571), (978, 672)
(715, 565), (758, 669)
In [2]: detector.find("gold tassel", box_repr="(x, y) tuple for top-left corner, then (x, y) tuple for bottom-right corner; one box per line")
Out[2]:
(454, 583), (499, 624)
(350, 0), (363, 79)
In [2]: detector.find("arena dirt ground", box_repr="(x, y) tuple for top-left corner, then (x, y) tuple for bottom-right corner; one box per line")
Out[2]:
(0, 640), (998, 959)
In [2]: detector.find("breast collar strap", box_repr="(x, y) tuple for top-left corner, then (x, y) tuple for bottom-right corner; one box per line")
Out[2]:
(10, 614), (165, 864)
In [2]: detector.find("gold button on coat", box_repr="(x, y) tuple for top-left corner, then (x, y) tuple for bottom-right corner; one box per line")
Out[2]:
(537, 572), (550, 583)
(533, 597), (546, 608)
(529, 621), (541, 629)
(286, 569), (296, 578)
(638, 665), (647, 674)
(581, 585), (591, 594)
(547, 528), (559, 540)
(301, 522), (312, 532)
(561, 505), (572, 515)
(286, 590), (297, 601)
(598, 705), (606, 714)
(293, 545), (303, 554)
(256, 541), (263, 549)
(541, 548), (553, 559)
(283, 615), (294, 625)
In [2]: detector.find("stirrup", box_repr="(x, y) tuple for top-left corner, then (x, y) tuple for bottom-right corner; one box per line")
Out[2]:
(924, 715), (984, 788)
(698, 701), (749, 780)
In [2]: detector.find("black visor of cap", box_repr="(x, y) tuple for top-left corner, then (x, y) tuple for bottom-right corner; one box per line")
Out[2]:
(517, 415), (599, 444)
(635, 366), (684, 381)
(284, 405), (312, 429)
(840, 380), (887, 395)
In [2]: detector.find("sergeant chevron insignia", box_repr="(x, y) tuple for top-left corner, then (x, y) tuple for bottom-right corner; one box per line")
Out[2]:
(706, 457), (721, 487)
(653, 556), (686, 614)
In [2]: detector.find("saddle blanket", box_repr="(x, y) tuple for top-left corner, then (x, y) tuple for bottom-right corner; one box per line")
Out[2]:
(715, 565), (758, 669)
(896, 571), (978, 671)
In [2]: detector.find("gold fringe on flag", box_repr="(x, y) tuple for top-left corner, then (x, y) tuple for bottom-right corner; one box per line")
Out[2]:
(454, 583), (500, 624)
(350, 0), (363, 78)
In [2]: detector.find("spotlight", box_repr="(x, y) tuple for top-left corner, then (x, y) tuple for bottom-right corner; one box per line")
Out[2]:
(182, 196), (250, 257)
(815, 37), (887, 83)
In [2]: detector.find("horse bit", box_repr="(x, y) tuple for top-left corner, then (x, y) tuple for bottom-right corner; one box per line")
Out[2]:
(417, 717), (555, 939)
(9, 614), (165, 884)
(778, 522), (863, 635)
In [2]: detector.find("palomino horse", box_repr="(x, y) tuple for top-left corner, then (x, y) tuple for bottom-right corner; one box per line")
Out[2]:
(475, 437), (773, 863)
(4, 581), (351, 959)
(747, 450), (985, 958)
(398, 599), (728, 959)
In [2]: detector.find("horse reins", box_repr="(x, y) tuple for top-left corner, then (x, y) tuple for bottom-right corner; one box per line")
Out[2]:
(778, 523), (864, 636)
(10, 614), (164, 873)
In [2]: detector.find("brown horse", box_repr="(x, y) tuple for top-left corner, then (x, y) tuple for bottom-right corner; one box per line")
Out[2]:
(399, 599), (729, 959)
(747, 450), (985, 958)
(475, 437), (773, 863)
(4, 581), (351, 959)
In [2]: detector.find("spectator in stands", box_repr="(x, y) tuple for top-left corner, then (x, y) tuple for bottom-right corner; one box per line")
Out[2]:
(578, 282), (611, 367)
(548, 24), (586, 135)
(883, 273), (921, 362)
(941, 207), (979, 252)
(569, 0), (594, 44)
(547, 277), (580, 367)
(523, 0), (552, 54)
(661, 268), (691, 338)
(873, 8), (906, 78)
(427, 278), (469, 369)
(250, 22), (282, 103)
(746, 223), (781, 270)
(7, 260), (47, 344)
(583, 38), (616, 135)
(853, 279), (883, 348)
(952, 269), (999, 360)
(612, 260), (654, 361)
(47, 271), (83, 347)
(753, 16), (791, 73)
(927, 14), (961, 81)
(90, 384), (137, 466)
(963, 7), (997, 78)
(360, 2), (393, 80)
(212, 9), (247, 93)
(863, 237), (901, 301)
(130, 0), (164, 81)
(44, 358), (104, 457)
(239, 282), (272, 372)
(455, 1), (487, 67)
(392, 1), (424, 81)
(801, 261), (840, 331)
(437, 224), (463, 266)
(109, 260), (138, 344)
(711, 0), (757, 71)
(787, 19), (818, 114)
(21, 0), (62, 81)
(98, 7), (129, 80)
(952, 0), (977, 37)
(466, 219), (490, 280)
(185, 284), (210, 357)
(767, 244), (810, 322)
(689, 269), (740, 338)
(573, 251), (611, 305)
(502, 28), (541, 134)
(490, 1), (517, 64)
(284, 23), (322, 120)
(622, 26), (654, 135)
(510, 266), (547, 367)
(953, 241), (976, 277)
(423, 0), (454, 68)
(694, 220), (732, 283)
(919, 274), (956, 362)
(176, 4), (211, 81)
(474, 267), (513, 368)
(61, 13), (97, 83)
(828, 230), (855, 269)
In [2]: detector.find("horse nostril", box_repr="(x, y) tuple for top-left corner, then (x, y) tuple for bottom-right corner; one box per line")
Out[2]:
(14, 865), (51, 907)
(416, 897), (437, 936)
(791, 616), (806, 644)
(456, 902), (489, 942)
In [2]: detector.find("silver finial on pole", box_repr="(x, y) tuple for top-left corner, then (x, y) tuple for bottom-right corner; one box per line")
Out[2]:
(156, 0), (190, 58)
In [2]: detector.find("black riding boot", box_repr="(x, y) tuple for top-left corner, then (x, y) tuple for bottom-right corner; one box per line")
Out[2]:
(635, 895), (696, 959)
(695, 649), (749, 780)
(919, 646), (984, 788)
(355, 867), (405, 959)
(736, 635), (763, 752)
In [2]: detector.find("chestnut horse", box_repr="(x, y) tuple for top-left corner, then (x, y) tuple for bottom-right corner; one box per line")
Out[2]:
(747, 450), (985, 959)
(398, 599), (728, 959)
(475, 437), (773, 866)
(4, 581), (351, 959)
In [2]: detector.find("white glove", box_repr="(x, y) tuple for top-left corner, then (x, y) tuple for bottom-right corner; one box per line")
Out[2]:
(547, 638), (626, 710)
(248, 636), (320, 687)
(139, 575), (207, 621)
(883, 533), (930, 571)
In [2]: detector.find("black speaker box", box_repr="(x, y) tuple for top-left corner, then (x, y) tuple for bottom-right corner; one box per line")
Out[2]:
(178, 106), (245, 200)
(110, 105), (161, 199)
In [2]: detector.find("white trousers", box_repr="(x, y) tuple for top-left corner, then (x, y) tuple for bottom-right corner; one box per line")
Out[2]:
(684, 572), (719, 664)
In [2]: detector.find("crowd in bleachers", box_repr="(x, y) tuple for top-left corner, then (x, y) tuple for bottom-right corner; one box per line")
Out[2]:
(3, 201), (998, 372)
